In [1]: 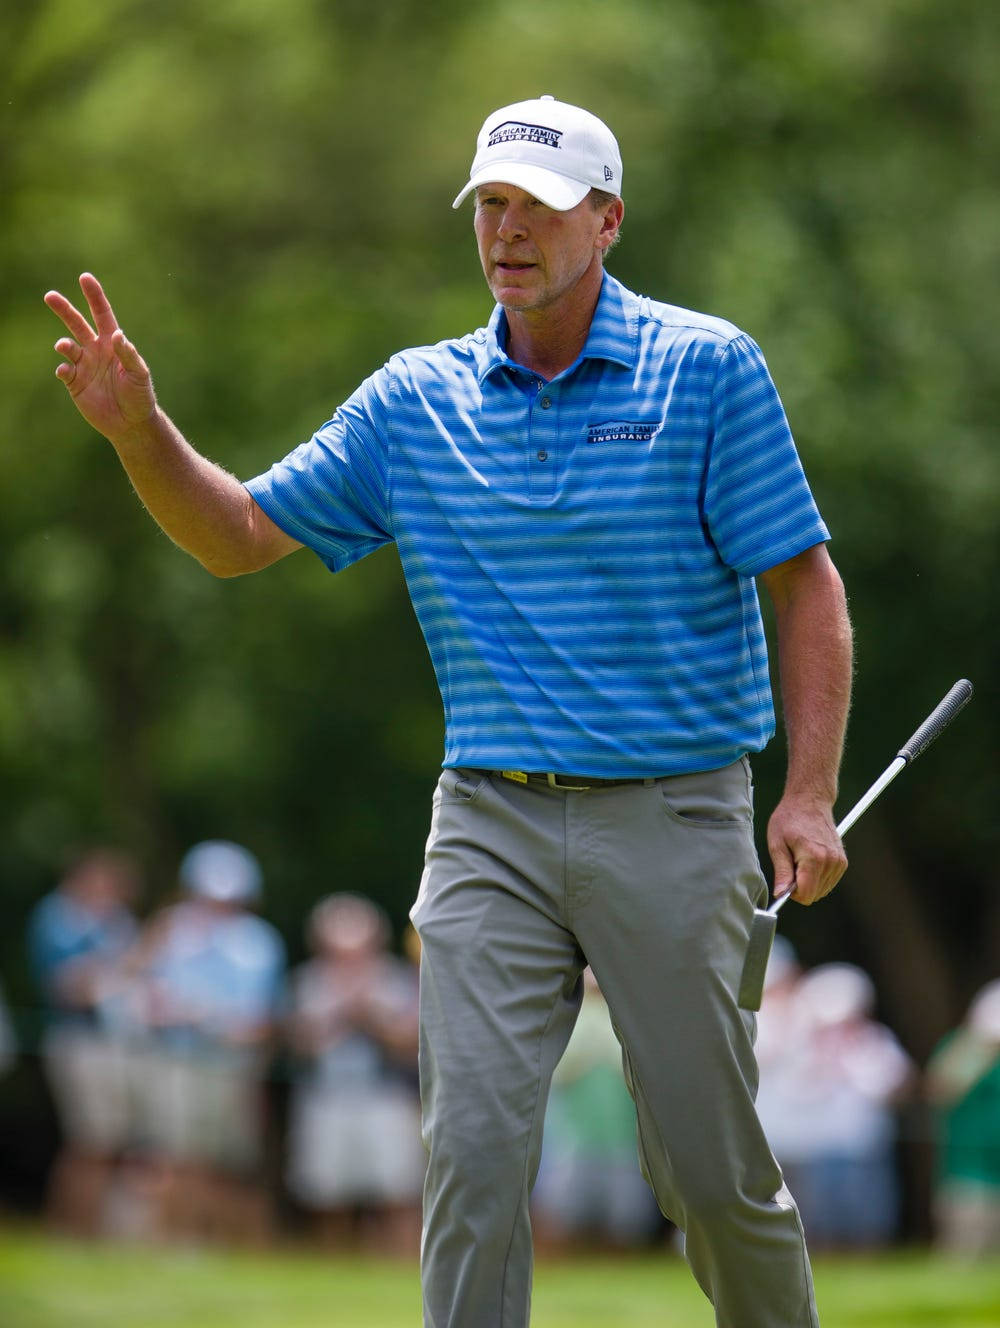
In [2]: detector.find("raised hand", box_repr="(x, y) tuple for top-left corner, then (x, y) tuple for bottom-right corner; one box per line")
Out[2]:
(45, 273), (158, 441)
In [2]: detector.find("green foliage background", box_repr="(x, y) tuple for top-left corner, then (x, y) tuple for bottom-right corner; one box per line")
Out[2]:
(2, 0), (998, 1055)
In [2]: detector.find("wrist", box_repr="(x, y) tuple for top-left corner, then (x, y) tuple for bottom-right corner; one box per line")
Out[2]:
(775, 785), (838, 819)
(109, 403), (164, 452)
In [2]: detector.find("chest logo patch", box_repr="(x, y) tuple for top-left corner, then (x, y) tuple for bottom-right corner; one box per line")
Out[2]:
(586, 421), (659, 445)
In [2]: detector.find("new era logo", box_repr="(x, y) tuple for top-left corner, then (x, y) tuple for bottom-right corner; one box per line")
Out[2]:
(604, 165), (613, 181)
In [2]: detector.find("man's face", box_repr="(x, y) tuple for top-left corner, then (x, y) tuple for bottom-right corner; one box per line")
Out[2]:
(473, 183), (613, 314)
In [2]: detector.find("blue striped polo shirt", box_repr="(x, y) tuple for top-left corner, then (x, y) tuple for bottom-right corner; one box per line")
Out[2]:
(245, 272), (829, 776)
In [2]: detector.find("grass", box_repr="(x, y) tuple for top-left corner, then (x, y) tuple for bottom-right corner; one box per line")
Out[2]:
(2, 1226), (1000, 1327)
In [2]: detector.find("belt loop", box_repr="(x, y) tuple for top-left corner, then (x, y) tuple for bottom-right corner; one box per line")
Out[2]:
(547, 773), (592, 791)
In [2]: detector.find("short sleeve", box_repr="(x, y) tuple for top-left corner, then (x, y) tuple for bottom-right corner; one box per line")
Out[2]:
(704, 335), (829, 576)
(244, 367), (395, 573)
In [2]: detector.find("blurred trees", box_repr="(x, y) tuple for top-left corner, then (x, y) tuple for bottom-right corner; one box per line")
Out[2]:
(2, 0), (997, 1055)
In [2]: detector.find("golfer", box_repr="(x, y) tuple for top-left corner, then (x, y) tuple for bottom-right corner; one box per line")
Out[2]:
(46, 96), (852, 1327)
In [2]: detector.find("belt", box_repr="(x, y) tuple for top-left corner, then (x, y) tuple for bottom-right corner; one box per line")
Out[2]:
(498, 770), (657, 792)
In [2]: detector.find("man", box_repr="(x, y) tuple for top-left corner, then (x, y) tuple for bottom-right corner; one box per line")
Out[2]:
(121, 840), (286, 1243)
(27, 848), (141, 1233)
(46, 96), (852, 1326)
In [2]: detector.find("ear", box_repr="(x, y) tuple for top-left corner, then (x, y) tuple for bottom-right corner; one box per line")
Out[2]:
(595, 196), (625, 253)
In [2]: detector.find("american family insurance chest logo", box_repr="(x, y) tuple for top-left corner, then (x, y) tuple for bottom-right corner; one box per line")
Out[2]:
(487, 121), (564, 151)
(587, 421), (659, 445)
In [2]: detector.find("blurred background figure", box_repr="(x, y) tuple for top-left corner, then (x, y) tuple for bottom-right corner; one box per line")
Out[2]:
(531, 968), (662, 1252)
(26, 847), (141, 1234)
(759, 961), (915, 1251)
(284, 892), (423, 1255)
(114, 840), (286, 1244)
(754, 936), (809, 1209)
(0, 978), (16, 1078)
(754, 936), (804, 1089)
(926, 977), (1000, 1257)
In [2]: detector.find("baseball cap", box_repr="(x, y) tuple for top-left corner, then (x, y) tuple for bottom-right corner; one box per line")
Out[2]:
(179, 840), (263, 905)
(968, 978), (1000, 1040)
(452, 95), (623, 212)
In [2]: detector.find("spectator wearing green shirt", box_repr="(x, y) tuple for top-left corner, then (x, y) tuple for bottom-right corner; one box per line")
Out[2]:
(532, 968), (661, 1250)
(926, 979), (1000, 1256)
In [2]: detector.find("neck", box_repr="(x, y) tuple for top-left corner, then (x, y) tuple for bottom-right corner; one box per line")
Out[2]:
(503, 264), (604, 381)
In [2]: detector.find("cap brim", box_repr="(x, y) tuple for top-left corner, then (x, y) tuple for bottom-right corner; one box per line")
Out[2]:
(452, 162), (592, 211)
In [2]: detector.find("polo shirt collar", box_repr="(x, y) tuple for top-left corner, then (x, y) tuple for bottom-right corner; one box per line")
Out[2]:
(479, 271), (640, 384)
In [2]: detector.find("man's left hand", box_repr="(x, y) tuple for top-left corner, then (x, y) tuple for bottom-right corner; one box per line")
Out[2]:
(766, 795), (847, 906)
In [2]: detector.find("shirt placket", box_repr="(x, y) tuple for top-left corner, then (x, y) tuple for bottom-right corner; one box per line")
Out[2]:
(528, 378), (558, 502)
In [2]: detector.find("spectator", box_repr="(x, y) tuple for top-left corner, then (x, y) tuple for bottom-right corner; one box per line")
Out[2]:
(0, 979), (16, 1077)
(755, 936), (804, 1073)
(758, 962), (914, 1251)
(119, 840), (286, 1244)
(926, 977), (1000, 1257)
(26, 847), (141, 1233)
(285, 893), (423, 1254)
(532, 967), (661, 1250)
(754, 938), (809, 1195)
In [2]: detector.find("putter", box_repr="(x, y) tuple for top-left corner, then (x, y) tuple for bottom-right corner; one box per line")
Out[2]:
(737, 677), (974, 1012)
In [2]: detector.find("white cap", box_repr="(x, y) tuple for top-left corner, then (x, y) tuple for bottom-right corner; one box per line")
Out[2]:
(968, 978), (1000, 1040)
(797, 962), (876, 1027)
(452, 95), (623, 211)
(179, 840), (263, 904)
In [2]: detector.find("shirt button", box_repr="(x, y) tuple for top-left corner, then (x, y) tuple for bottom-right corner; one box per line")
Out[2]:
(537, 450), (549, 462)
(540, 397), (552, 409)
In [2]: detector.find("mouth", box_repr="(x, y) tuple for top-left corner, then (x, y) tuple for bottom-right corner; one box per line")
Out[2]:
(493, 255), (537, 273)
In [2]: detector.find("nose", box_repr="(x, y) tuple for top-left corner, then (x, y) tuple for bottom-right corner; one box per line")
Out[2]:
(497, 205), (529, 243)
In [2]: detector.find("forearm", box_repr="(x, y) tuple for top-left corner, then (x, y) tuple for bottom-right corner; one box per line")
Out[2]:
(109, 407), (285, 577)
(772, 559), (853, 806)
(760, 544), (853, 902)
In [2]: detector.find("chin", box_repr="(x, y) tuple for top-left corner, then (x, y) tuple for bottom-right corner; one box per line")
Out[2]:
(494, 286), (542, 311)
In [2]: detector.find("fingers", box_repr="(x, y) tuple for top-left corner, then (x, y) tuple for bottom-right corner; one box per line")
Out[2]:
(79, 272), (121, 337)
(52, 336), (82, 386)
(111, 327), (149, 377)
(782, 842), (846, 906)
(769, 840), (796, 900)
(44, 273), (120, 341)
(54, 336), (81, 362)
(44, 288), (96, 344)
(767, 800), (847, 907)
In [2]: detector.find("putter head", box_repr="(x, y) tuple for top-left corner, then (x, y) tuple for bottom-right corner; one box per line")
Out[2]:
(737, 907), (778, 1012)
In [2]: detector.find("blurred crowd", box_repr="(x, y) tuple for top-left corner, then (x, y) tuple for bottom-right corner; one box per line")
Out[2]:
(7, 844), (422, 1251)
(1, 848), (998, 1260)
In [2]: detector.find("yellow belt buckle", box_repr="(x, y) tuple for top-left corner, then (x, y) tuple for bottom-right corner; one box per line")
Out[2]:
(501, 770), (528, 784)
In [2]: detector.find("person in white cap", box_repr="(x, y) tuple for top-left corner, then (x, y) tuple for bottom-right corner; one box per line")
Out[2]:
(115, 840), (286, 1243)
(45, 96), (853, 1325)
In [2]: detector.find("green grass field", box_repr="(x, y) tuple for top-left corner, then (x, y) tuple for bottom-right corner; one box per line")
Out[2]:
(2, 1227), (999, 1327)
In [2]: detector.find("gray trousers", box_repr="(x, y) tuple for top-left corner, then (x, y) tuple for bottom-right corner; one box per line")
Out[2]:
(411, 760), (819, 1328)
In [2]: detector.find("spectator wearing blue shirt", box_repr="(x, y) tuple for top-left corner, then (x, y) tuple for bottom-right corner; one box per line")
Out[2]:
(285, 893), (423, 1254)
(46, 95), (853, 1327)
(123, 841), (286, 1243)
(27, 848), (140, 1233)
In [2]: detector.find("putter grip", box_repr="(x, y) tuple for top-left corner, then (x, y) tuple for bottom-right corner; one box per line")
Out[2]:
(897, 679), (973, 764)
